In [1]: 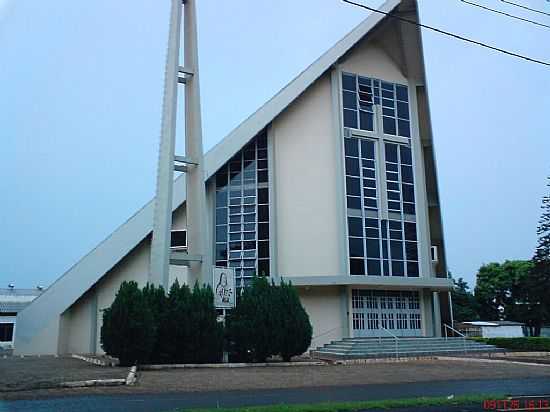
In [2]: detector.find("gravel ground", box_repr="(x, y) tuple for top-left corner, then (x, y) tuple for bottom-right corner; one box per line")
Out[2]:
(0, 356), (127, 392)
(2, 358), (550, 401)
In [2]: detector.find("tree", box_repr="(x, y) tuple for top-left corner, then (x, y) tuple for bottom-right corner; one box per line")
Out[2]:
(474, 260), (535, 325)
(142, 283), (166, 363)
(450, 277), (479, 322)
(226, 277), (277, 362)
(528, 176), (550, 335)
(100, 281), (155, 366)
(274, 280), (312, 361)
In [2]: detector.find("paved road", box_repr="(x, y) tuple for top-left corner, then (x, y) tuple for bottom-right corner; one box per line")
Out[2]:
(1, 377), (549, 412)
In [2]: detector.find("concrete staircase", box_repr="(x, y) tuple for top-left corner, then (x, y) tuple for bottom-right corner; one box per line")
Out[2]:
(310, 337), (504, 360)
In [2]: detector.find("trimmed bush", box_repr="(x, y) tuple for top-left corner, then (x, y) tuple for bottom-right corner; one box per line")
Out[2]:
(100, 281), (155, 366)
(142, 283), (166, 363)
(275, 280), (313, 361)
(473, 337), (550, 352)
(226, 277), (313, 362)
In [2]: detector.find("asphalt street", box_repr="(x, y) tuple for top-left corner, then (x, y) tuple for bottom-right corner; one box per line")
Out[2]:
(1, 377), (550, 412)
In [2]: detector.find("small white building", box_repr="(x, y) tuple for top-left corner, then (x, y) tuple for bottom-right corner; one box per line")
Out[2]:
(0, 288), (43, 353)
(459, 321), (525, 338)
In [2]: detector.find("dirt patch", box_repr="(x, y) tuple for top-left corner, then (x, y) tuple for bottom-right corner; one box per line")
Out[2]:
(0, 356), (127, 392)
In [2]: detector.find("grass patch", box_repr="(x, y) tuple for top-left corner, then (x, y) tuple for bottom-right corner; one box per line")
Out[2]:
(178, 393), (503, 412)
(472, 337), (550, 351)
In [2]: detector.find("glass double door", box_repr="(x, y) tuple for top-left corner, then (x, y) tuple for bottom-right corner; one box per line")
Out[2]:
(352, 289), (422, 337)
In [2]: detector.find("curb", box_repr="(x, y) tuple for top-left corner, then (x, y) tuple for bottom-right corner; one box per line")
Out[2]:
(139, 361), (326, 370)
(331, 356), (438, 365)
(59, 378), (126, 388)
(71, 354), (118, 367)
(435, 356), (550, 367)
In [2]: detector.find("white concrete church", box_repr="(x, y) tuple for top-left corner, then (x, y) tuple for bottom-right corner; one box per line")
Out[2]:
(15, 0), (453, 356)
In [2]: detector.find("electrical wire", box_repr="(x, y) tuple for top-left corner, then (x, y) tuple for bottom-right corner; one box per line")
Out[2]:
(459, 0), (550, 29)
(342, 0), (550, 67)
(499, 0), (550, 18)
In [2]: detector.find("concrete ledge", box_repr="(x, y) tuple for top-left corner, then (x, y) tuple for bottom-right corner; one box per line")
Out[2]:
(140, 361), (326, 370)
(59, 378), (126, 388)
(71, 354), (119, 367)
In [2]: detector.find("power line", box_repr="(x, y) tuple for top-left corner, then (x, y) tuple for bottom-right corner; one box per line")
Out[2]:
(342, 0), (550, 67)
(499, 0), (550, 18)
(459, 0), (550, 29)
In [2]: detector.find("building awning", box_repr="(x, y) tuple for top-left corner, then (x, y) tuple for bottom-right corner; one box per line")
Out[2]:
(282, 275), (452, 291)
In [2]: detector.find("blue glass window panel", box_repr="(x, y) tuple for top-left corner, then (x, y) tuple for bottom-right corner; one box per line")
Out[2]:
(243, 150), (255, 162)
(400, 146), (412, 165)
(390, 230), (403, 240)
(216, 172), (228, 188)
(397, 101), (409, 120)
(216, 261), (227, 267)
(258, 223), (269, 240)
(229, 242), (242, 251)
(257, 159), (268, 169)
(387, 191), (400, 201)
(243, 241), (256, 250)
(216, 208), (227, 225)
(363, 168), (375, 179)
(363, 188), (377, 198)
(382, 89), (394, 99)
(243, 196), (256, 205)
(392, 261), (405, 276)
(366, 239), (380, 258)
(344, 138), (359, 157)
(345, 157), (360, 176)
(350, 258), (365, 275)
(381, 81), (393, 90)
(348, 217), (363, 237)
(402, 184), (415, 202)
(258, 241), (269, 258)
(364, 198), (377, 209)
(243, 232), (255, 241)
(361, 140), (375, 159)
(257, 170), (268, 183)
(365, 218), (379, 228)
(382, 240), (388, 258)
(344, 109), (358, 128)
(388, 201), (401, 211)
(382, 107), (395, 117)
(358, 76), (371, 86)
(396, 85), (408, 101)
(403, 203), (416, 215)
(387, 181), (399, 191)
(216, 227), (227, 243)
(364, 178), (376, 188)
(365, 227), (379, 238)
(401, 165), (413, 183)
(383, 260), (390, 276)
(258, 259), (270, 276)
(381, 220), (388, 237)
(367, 259), (381, 276)
(389, 220), (402, 230)
(382, 98), (394, 108)
(346, 176), (361, 196)
(216, 244), (228, 260)
(258, 188), (268, 204)
(398, 120), (411, 138)
(216, 190), (228, 206)
(386, 172), (399, 182)
(404, 222), (417, 241)
(343, 90), (357, 109)
(390, 241), (404, 259)
(258, 205), (269, 222)
(359, 111), (374, 131)
(383, 116), (396, 135)
(405, 241), (418, 261)
(407, 262), (419, 277)
(363, 160), (375, 169)
(349, 237), (364, 257)
(347, 196), (361, 209)
(342, 73), (356, 91)
(243, 223), (255, 231)
(385, 143), (398, 163)
(386, 162), (398, 172)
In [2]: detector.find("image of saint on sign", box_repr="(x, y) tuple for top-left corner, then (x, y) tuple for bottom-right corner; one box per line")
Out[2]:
(215, 271), (233, 304)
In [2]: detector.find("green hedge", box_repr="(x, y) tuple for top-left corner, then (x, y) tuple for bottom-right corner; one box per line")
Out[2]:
(472, 337), (550, 351)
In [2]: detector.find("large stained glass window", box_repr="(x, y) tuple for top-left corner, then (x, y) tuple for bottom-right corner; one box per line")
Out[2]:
(214, 131), (269, 288)
(343, 72), (419, 278)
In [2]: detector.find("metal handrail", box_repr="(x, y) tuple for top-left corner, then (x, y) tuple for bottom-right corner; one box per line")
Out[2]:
(379, 325), (399, 359)
(444, 323), (467, 353)
(310, 326), (344, 344)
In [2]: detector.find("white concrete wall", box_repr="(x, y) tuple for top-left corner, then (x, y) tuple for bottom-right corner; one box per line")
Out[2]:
(272, 73), (341, 277)
(299, 286), (344, 349)
(482, 326), (524, 338)
(60, 205), (188, 355)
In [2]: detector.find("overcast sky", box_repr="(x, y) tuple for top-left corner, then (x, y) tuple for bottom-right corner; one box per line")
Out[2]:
(1, 0), (549, 291)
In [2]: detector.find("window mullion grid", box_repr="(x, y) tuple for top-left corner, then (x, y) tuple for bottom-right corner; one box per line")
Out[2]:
(357, 139), (368, 275)
(396, 148), (408, 278)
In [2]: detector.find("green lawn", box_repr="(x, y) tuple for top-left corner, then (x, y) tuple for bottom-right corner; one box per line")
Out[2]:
(177, 393), (503, 412)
